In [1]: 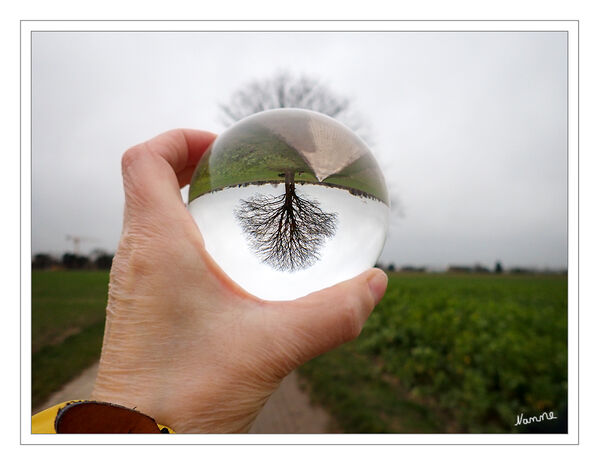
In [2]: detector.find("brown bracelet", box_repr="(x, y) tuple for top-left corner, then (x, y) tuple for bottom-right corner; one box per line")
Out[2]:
(54, 400), (172, 434)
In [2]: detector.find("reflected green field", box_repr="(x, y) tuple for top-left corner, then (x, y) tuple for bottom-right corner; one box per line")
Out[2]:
(189, 122), (388, 203)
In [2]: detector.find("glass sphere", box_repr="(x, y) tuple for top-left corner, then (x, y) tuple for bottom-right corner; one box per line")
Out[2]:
(188, 108), (389, 300)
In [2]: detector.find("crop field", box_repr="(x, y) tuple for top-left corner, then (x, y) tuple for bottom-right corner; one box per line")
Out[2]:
(32, 270), (568, 433)
(299, 272), (568, 433)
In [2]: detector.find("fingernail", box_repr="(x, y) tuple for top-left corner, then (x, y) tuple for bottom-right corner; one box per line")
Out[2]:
(368, 270), (388, 305)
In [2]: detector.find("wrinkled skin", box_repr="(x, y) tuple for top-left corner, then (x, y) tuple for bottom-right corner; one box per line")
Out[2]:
(91, 129), (388, 433)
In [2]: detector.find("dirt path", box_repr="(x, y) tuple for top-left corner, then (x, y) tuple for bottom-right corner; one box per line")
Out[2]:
(34, 362), (333, 434)
(249, 371), (332, 434)
(34, 362), (100, 414)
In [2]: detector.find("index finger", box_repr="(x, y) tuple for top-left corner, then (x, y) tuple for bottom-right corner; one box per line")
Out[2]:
(143, 129), (217, 175)
(146, 129), (217, 188)
(121, 129), (217, 215)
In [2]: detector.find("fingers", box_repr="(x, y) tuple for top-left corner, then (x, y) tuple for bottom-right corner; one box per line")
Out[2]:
(272, 268), (388, 364)
(121, 129), (216, 221)
(176, 165), (200, 188)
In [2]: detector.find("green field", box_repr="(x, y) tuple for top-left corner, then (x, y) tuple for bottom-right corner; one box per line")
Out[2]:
(32, 270), (109, 409)
(188, 122), (389, 204)
(299, 273), (568, 433)
(32, 271), (568, 433)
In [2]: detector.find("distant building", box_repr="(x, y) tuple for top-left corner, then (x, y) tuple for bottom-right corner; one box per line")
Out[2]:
(447, 264), (492, 274)
(400, 265), (427, 273)
(447, 265), (473, 273)
(508, 267), (535, 274)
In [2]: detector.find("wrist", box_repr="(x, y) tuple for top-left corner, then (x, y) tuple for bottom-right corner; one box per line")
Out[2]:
(91, 360), (274, 434)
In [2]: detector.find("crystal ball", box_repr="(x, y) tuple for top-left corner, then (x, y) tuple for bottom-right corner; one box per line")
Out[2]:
(188, 108), (389, 300)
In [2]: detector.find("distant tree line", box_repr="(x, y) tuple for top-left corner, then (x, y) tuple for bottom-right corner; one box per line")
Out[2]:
(32, 251), (114, 270)
(376, 261), (566, 275)
(446, 262), (566, 275)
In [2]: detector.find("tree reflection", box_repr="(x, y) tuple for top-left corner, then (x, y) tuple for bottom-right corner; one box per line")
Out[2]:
(235, 170), (338, 271)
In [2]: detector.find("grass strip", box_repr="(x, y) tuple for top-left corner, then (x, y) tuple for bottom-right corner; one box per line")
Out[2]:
(298, 344), (441, 433)
(32, 320), (105, 410)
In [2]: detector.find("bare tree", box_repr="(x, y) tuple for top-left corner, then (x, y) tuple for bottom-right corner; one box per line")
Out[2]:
(219, 71), (370, 142)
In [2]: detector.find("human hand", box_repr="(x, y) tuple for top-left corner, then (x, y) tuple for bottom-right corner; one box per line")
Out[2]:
(91, 129), (388, 433)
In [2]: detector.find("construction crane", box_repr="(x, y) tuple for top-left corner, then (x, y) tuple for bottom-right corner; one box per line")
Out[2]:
(65, 235), (96, 255)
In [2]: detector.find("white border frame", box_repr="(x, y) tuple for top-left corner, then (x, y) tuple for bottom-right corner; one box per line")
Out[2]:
(20, 20), (579, 445)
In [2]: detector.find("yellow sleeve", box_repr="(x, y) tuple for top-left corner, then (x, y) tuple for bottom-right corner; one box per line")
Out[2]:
(32, 400), (81, 434)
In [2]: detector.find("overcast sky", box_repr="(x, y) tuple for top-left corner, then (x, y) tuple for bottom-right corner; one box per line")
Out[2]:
(31, 31), (567, 270)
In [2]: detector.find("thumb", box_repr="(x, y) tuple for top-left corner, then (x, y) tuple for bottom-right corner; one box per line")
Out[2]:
(275, 268), (388, 365)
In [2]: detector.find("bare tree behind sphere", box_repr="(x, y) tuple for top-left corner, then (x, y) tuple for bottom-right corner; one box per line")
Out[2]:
(219, 72), (371, 143)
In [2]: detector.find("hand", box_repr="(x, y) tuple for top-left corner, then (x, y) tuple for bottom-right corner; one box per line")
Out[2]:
(91, 129), (388, 433)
